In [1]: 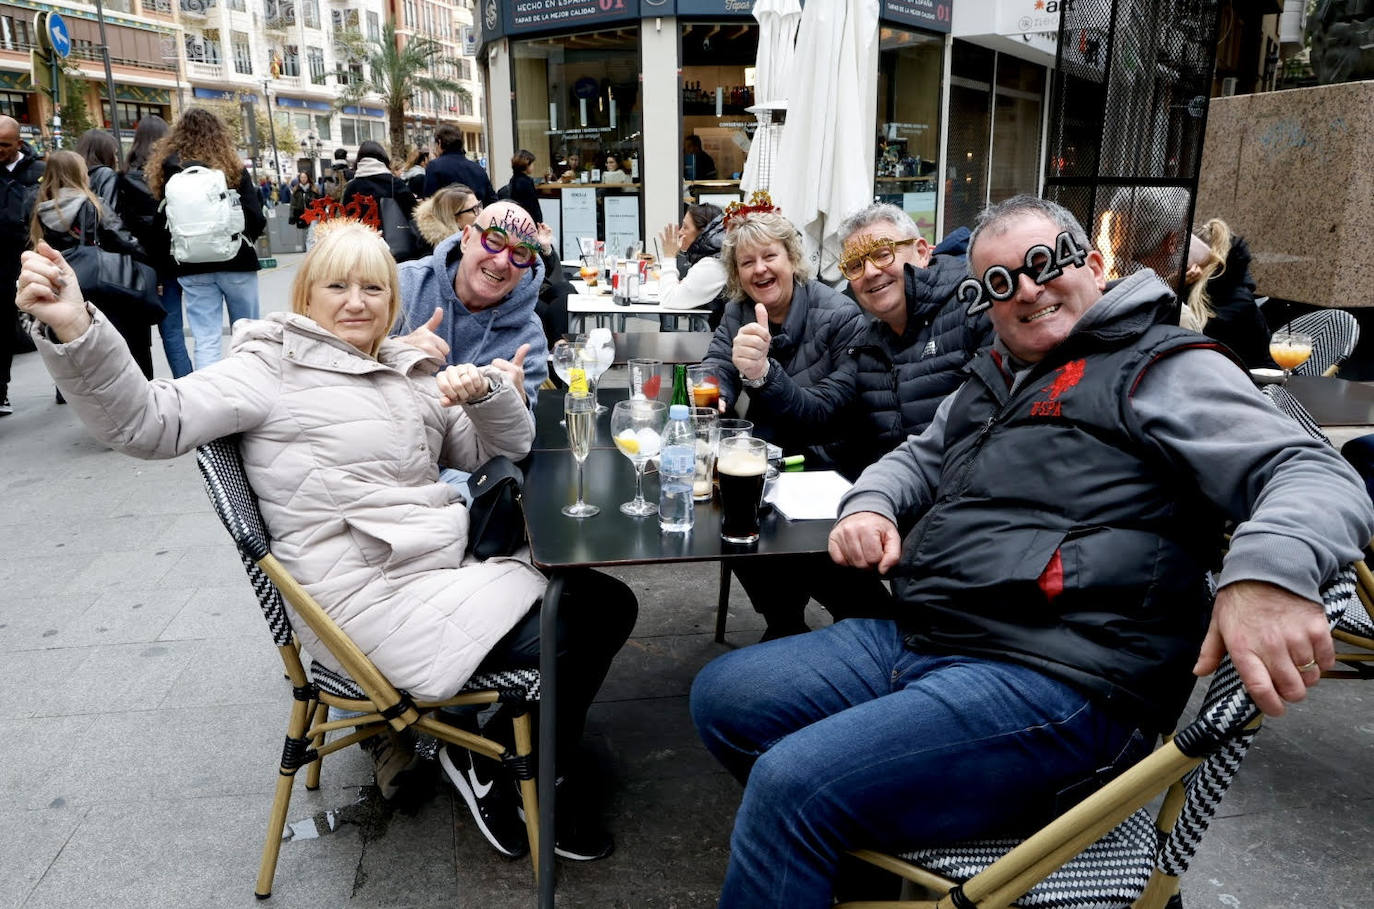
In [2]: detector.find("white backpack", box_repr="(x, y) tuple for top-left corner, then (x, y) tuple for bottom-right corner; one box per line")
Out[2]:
(160, 165), (247, 264)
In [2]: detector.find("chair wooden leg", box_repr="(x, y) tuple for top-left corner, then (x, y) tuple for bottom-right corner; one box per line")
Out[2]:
(512, 710), (540, 881)
(256, 694), (315, 899)
(714, 562), (732, 643)
(304, 700), (328, 791)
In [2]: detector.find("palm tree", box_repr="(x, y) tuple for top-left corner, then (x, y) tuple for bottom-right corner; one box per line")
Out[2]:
(335, 23), (468, 160)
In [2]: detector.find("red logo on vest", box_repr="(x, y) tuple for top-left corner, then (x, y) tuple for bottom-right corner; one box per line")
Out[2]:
(1029, 359), (1085, 417)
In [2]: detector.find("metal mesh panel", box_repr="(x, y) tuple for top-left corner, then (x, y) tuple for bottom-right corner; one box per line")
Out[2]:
(1045, 0), (1222, 304)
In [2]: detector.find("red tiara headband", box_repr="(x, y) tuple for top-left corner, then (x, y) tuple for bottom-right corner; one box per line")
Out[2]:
(300, 194), (381, 231)
(723, 190), (781, 230)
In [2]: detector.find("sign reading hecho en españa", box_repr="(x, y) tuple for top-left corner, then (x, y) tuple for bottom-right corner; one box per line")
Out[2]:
(504, 0), (641, 34)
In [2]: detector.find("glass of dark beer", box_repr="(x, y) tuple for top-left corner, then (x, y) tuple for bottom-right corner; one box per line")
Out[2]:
(718, 436), (769, 544)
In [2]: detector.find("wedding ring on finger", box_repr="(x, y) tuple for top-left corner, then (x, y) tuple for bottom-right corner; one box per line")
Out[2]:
(1296, 659), (1319, 673)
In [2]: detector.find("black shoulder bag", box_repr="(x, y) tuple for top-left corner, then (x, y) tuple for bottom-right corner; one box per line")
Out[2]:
(465, 455), (527, 560)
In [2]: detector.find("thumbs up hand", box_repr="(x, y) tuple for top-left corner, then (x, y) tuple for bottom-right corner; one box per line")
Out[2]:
(398, 306), (451, 361)
(732, 302), (772, 383)
(489, 343), (531, 404)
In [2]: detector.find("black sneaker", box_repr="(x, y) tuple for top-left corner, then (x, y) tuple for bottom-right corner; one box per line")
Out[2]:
(520, 775), (615, 861)
(0, 396), (11, 416)
(439, 744), (529, 859)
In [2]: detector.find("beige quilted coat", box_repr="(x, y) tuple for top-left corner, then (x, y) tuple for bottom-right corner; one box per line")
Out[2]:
(38, 308), (546, 700)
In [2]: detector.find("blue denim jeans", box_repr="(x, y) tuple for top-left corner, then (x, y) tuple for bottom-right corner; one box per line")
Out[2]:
(690, 619), (1150, 909)
(179, 270), (260, 369)
(156, 279), (193, 378)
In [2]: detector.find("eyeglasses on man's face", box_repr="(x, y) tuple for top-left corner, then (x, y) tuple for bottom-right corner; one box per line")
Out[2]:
(478, 225), (539, 268)
(839, 237), (918, 281)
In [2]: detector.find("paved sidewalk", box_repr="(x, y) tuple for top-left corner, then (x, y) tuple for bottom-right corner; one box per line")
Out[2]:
(1, 260), (1371, 907)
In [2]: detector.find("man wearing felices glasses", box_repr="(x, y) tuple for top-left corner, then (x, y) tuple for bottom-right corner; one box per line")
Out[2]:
(393, 200), (550, 405)
(827, 203), (993, 480)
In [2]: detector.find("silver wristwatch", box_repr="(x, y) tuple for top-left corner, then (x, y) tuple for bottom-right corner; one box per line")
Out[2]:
(742, 362), (771, 389)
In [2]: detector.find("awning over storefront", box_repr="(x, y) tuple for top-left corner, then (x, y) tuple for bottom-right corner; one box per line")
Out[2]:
(341, 105), (385, 118)
(274, 96), (334, 112)
(96, 84), (172, 104)
(953, 0), (1059, 62)
(193, 87), (258, 102)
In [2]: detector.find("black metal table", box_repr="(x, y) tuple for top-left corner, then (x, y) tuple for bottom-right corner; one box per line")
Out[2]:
(521, 447), (834, 906)
(531, 388), (630, 451)
(1284, 375), (1374, 427)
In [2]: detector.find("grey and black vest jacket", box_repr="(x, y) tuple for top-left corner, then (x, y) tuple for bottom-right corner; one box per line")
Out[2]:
(893, 316), (1240, 733)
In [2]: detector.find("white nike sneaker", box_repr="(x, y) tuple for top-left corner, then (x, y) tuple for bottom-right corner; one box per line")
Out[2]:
(439, 743), (529, 858)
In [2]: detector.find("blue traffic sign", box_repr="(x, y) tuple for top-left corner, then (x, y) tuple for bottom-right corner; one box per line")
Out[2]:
(47, 13), (71, 59)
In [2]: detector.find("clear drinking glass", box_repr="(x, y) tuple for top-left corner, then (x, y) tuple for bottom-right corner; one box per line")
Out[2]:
(579, 330), (616, 414)
(1268, 330), (1314, 379)
(562, 392), (600, 518)
(718, 435), (769, 544)
(717, 418), (754, 442)
(611, 399), (667, 517)
(628, 357), (664, 401)
(690, 407), (720, 502)
(687, 364), (721, 410)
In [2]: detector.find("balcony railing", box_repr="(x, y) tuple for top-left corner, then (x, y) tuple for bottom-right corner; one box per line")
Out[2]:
(188, 61), (226, 79)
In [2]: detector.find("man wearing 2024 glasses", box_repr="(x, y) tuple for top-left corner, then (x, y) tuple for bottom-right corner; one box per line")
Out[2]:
(830, 203), (993, 479)
(690, 195), (1374, 908)
(394, 200), (549, 404)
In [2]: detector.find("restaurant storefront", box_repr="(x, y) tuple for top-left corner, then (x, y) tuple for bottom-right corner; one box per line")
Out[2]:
(479, 0), (1053, 254)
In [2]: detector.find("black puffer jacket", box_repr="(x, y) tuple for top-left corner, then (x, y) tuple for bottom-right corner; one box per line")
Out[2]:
(1202, 235), (1272, 368)
(832, 252), (993, 478)
(88, 165), (119, 211)
(703, 279), (865, 455)
(116, 168), (175, 276)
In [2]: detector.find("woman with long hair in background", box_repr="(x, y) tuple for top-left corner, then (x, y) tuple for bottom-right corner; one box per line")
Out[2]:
(146, 107), (266, 370)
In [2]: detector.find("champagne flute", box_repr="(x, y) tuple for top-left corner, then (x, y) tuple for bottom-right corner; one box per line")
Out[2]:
(552, 339), (587, 426)
(562, 392), (600, 518)
(611, 399), (667, 516)
(1268, 330), (1313, 380)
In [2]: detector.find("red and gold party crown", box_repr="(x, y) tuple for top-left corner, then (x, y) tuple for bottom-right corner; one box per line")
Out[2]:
(723, 190), (780, 229)
(300, 194), (381, 230)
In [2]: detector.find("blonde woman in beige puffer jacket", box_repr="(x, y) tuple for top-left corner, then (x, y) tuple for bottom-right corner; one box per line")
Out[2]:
(19, 220), (545, 701)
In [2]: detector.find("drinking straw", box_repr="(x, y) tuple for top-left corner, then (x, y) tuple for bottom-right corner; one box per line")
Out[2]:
(653, 236), (662, 263)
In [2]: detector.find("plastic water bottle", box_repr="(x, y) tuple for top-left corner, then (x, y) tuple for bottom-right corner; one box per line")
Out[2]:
(659, 404), (695, 533)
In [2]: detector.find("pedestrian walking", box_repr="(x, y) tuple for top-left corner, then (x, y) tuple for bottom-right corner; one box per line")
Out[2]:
(117, 114), (192, 378)
(146, 108), (265, 370)
(0, 114), (45, 415)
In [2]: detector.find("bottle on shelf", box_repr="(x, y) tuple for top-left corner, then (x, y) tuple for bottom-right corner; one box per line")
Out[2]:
(659, 404), (695, 534)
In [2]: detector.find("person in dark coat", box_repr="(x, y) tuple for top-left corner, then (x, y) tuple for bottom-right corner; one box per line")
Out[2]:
(0, 115), (45, 414)
(342, 141), (419, 261)
(75, 129), (121, 211)
(116, 114), (193, 378)
(1194, 219), (1273, 369)
(829, 203), (993, 479)
(32, 150), (156, 379)
(505, 149), (543, 223)
(703, 204), (888, 640)
(288, 170), (319, 230)
(424, 123), (497, 204)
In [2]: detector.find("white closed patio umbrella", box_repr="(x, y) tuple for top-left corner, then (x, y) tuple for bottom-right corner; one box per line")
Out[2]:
(771, 0), (879, 282)
(740, 0), (801, 195)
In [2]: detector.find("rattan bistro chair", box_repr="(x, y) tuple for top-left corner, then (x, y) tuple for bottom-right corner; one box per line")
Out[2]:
(195, 437), (542, 899)
(1288, 309), (1360, 378)
(833, 571), (1357, 909)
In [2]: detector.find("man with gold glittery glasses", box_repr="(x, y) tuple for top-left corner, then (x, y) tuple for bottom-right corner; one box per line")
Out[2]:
(829, 202), (992, 479)
(393, 200), (551, 405)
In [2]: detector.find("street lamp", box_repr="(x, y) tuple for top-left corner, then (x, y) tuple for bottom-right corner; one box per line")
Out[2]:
(300, 129), (323, 181)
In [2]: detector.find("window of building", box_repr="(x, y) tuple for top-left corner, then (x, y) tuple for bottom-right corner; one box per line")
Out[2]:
(513, 27), (643, 252)
(282, 44), (300, 77)
(103, 0), (133, 12)
(187, 30), (221, 64)
(302, 0), (319, 29)
(459, 94), (473, 117)
(331, 8), (358, 34)
(367, 10), (380, 41)
(314, 113), (331, 140)
(143, 0), (173, 14)
(943, 41), (1046, 236)
(0, 15), (32, 50)
(873, 27), (945, 241)
(307, 45), (325, 82)
(457, 57), (472, 81)
(229, 0), (245, 10)
(265, 0), (295, 25)
(339, 117), (385, 146)
(0, 90), (28, 122)
(347, 60), (363, 84)
(232, 31), (252, 74)
(679, 20), (759, 197)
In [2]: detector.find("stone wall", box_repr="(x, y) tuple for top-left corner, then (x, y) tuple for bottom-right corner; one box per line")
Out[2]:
(1195, 80), (1374, 308)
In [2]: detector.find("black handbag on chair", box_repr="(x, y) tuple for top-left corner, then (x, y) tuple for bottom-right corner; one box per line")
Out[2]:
(465, 455), (527, 560)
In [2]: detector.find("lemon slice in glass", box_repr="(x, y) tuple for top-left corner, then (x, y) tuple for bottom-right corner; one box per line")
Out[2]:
(615, 429), (640, 455)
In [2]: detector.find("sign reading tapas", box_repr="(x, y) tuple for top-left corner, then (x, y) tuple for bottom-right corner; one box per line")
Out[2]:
(505, 0), (640, 33)
(881, 0), (951, 33)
